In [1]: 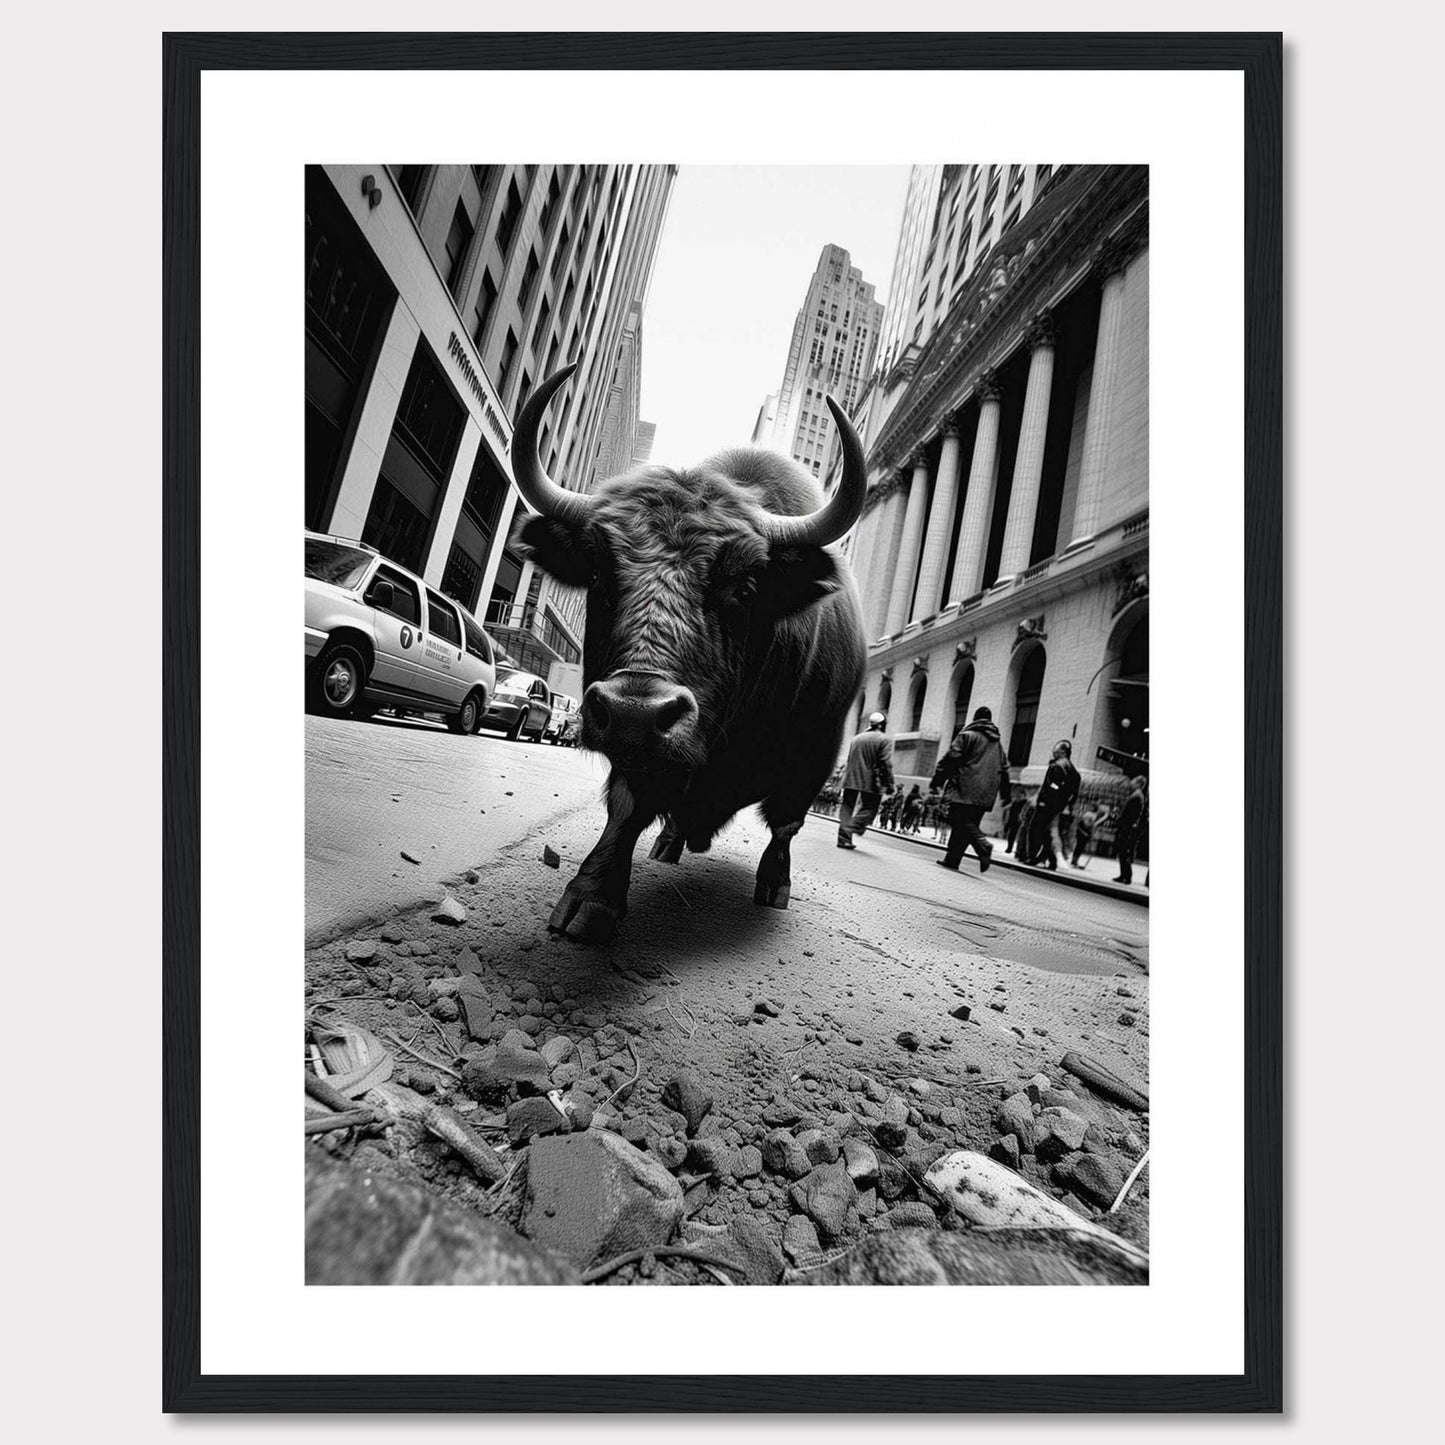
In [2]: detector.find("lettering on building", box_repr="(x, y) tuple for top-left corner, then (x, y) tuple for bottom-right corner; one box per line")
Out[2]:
(447, 331), (511, 448)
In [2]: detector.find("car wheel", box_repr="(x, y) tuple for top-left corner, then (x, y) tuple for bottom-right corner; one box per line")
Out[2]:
(450, 693), (481, 735)
(507, 711), (526, 741)
(313, 642), (366, 716)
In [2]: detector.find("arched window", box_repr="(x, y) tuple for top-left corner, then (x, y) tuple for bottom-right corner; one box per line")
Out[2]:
(951, 663), (975, 739)
(908, 675), (927, 731)
(877, 679), (893, 717)
(1007, 646), (1046, 767)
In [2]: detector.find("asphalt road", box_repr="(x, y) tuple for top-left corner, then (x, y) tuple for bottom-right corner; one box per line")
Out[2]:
(306, 712), (1148, 982)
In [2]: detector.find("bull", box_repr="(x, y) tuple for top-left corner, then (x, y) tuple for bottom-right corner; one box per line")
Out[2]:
(508, 365), (869, 942)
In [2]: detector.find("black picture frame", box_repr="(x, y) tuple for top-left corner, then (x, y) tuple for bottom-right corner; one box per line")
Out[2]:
(163, 30), (1281, 1413)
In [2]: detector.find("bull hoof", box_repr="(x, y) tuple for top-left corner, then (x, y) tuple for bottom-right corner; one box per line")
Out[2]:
(649, 835), (683, 864)
(564, 900), (620, 942)
(753, 881), (791, 910)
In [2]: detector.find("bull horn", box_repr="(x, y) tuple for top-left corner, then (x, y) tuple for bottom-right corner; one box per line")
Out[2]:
(509, 364), (594, 526)
(759, 396), (869, 548)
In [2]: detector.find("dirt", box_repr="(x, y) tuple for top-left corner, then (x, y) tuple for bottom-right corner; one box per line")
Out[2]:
(305, 800), (1150, 1284)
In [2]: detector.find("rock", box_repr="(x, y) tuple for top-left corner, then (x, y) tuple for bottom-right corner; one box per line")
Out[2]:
(516, 1014), (544, 1037)
(734, 1145), (763, 1179)
(654, 1136), (688, 1170)
(845, 1032), (864, 1046)
(949, 1004), (972, 1021)
(685, 1138), (733, 1178)
(727, 1216), (785, 1285)
(379, 923), (406, 944)
(875, 1156), (913, 1201)
(896, 1030), (921, 1051)
(994, 1092), (1037, 1153)
(427, 977), (462, 999)
(455, 980), (493, 1041)
(908, 1078), (931, 1098)
(345, 940), (380, 964)
(881, 1201), (938, 1230)
(1036, 1107), (1091, 1159)
(761, 1129), (812, 1180)
(762, 1100), (802, 1127)
(873, 1119), (908, 1151)
(787, 1228), (1148, 1286)
(507, 1096), (568, 1145)
(1056, 1151), (1128, 1210)
(552, 1061), (581, 1088)
(540, 1036), (575, 1070)
(988, 1001), (1007, 1013)
(521, 1131), (685, 1270)
(989, 1134), (1022, 1171)
(1117, 1012), (1136, 1028)
(461, 1034), (551, 1101)
(542, 845), (561, 868)
(841, 1136), (879, 1187)
(790, 1161), (857, 1241)
(431, 896), (467, 925)
(782, 1213), (822, 1266)
(619, 1117), (651, 1149)
(1025, 1074), (1052, 1104)
(305, 1151), (577, 1285)
(661, 1071), (714, 1136)
(754, 998), (782, 1017)
(400, 850), (421, 865)
(796, 1128), (841, 1165)
(431, 996), (460, 1023)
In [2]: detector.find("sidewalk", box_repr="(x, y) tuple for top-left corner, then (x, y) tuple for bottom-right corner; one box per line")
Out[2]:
(809, 811), (1150, 907)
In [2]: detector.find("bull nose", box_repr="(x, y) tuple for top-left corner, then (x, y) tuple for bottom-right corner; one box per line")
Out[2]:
(584, 676), (698, 752)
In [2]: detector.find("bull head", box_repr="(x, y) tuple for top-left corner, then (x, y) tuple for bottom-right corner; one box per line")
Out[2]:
(508, 364), (868, 774)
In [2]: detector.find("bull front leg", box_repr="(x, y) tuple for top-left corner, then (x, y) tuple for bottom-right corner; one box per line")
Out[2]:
(549, 773), (656, 942)
(754, 817), (804, 910)
(648, 815), (685, 863)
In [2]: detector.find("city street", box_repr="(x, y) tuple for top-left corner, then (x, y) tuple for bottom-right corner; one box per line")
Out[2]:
(305, 712), (1151, 1279)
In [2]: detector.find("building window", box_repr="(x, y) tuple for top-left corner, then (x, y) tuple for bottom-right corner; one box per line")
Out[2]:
(517, 371), (533, 414)
(539, 172), (563, 234)
(551, 221), (570, 279)
(1035, 165), (1054, 194)
(473, 270), (498, 348)
(395, 166), (429, 215)
(561, 276), (576, 319)
(498, 329), (519, 397)
(546, 337), (560, 374)
(532, 296), (551, 351)
(444, 201), (473, 297)
(518, 249), (539, 308)
(494, 178), (523, 257)
(441, 544), (483, 614)
(1007, 648), (1047, 768)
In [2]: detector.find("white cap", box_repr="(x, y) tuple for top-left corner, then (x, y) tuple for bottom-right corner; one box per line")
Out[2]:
(868, 712), (886, 726)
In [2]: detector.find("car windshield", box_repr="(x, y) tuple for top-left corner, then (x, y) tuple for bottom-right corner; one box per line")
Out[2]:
(496, 671), (533, 695)
(305, 538), (373, 590)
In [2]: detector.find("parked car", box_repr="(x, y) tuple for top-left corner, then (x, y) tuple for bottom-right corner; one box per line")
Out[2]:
(304, 533), (496, 734)
(544, 693), (580, 744)
(477, 669), (553, 742)
(557, 709), (583, 747)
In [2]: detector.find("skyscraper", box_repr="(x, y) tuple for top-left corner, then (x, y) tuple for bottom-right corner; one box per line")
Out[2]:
(756, 244), (883, 478)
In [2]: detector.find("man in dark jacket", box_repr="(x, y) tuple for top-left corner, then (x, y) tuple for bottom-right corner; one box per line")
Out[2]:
(1113, 776), (1148, 883)
(1026, 739), (1082, 870)
(931, 706), (1012, 873)
(837, 712), (895, 849)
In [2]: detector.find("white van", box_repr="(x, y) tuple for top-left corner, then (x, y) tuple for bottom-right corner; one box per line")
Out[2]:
(304, 533), (497, 734)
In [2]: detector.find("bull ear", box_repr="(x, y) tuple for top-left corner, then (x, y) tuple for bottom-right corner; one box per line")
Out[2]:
(756, 545), (844, 619)
(513, 514), (594, 588)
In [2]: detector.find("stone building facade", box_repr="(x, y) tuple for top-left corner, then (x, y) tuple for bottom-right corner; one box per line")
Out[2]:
(839, 164), (1149, 820)
(304, 162), (675, 680)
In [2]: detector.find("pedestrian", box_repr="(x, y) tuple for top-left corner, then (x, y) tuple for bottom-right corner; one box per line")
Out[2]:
(1113, 776), (1148, 884)
(1025, 739), (1082, 871)
(836, 712), (895, 849)
(930, 705), (1013, 874)
(1070, 805), (1100, 869)
(1002, 790), (1028, 855)
(901, 784), (923, 833)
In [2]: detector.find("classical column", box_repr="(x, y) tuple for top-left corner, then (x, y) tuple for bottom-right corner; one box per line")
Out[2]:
(883, 450), (933, 636)
(865, 483), (906, 639)
(996, 314), (1057, 582)
(909, 416), (964, 623)
(946, 373), (1003, 605)
(1069, 246), (1131, 547)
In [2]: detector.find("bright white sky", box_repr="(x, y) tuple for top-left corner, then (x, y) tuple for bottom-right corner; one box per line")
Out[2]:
(639, 166), (912, 464)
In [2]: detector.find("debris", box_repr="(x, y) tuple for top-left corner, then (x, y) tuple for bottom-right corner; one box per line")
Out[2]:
(345, 940), (380, 964)
(761, 1129), (812, 1180)
(994, 1092), (1037, 1154)
(790, 1161), (857, 1240)
(542, 845), (561, 869)
(580, 1244), (749, 1285)
(400, 850), (421, 865)
(1060, 1051), (1149, 1111)
(896, 1030), (921, 1051)
(309, 1022), (394, 1096)
(431, 896), (467, 925)
(303, 1109), (377, 1135)
(949, 1004), (972, 1022)
(1108, 1148), (1151, 1213)
(782, 1213), (823, 1266)
(660, 1069), (713, 1135)
(305, 1152), (576, 1285)
(1055, 1151), (1129, 1210)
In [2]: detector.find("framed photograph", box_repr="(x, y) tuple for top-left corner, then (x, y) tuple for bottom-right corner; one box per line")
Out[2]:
(164, 31), (1280, 1412)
